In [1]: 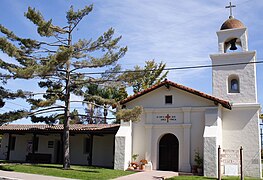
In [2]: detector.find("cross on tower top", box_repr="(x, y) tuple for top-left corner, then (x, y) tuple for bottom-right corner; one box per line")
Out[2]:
(225, 2), (236, 18)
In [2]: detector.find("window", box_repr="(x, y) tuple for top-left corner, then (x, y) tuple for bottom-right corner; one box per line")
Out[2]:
(165, 95), (172, 104)
(228, 75), (240, 93)
(84, 138), (91, 154)
(10, 136), (16, 151)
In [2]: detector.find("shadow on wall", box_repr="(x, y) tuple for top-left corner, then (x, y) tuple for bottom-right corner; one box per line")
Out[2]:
(223, 108), (258, 130)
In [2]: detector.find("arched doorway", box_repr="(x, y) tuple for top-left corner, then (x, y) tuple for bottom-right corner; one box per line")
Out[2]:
(159, 133), (179, 171)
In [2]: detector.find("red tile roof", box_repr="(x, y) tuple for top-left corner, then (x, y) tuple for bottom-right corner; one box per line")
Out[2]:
(120, 79), (231, 109)
(0, 124), (120, 134)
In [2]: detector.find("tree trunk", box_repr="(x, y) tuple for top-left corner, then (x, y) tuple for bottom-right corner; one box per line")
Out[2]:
(103, 104), (107, 124)
(89, 103), (94, 124)
(63, 115), (70, 169)
(63, 25), (72, 169)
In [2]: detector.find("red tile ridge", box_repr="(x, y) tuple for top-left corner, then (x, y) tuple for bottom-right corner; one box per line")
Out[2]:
(120, 79), (231, 109)
(0, 124), (120, 131)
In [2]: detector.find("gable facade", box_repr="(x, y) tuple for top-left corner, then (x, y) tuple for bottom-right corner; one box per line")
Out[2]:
(114, 81), (225, 173)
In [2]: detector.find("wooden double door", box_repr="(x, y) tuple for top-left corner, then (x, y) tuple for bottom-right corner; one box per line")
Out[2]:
(159, 133), (179, 171)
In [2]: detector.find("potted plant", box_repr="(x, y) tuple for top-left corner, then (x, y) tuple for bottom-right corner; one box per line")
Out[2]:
(191, 164), (198, 174)
(140, 159), (148, 170)
(130, 154), (139, 170)
(194, 150), (203, 175)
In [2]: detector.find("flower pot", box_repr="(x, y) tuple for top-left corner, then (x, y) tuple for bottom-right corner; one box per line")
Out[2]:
(141, 164), (145, 170)
(191, 165), (197, 173)
(197, 168), (203, 175)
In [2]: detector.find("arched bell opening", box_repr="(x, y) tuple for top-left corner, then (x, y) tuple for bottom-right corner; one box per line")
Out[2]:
(224, 37), (242, 53)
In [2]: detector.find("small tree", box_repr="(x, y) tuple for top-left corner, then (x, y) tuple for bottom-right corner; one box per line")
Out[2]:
(194, 149), (203, 168)
(122, 60), (168, 93)
(84, 84), (128, 124)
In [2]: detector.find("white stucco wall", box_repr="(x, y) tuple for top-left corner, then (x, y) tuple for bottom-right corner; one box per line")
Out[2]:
(10, 134), (29, 161)
(123, 86), (217, 172)
(216, 28), (248, 53)
(190, 110), (205, 164)
(70, 134), (88, 165)
(132, 107), (208, 172)
(210, 25), (261, 178)
(0, 133), (61, 162)
(211, 51), (257, 104)
(114, 121), (132, 170)
(0, 132), (116, 167)
(222, 104), (262, 178)
(37, 134), (60, 163)
(0, 133), (9, 160)
(93, 134), (115, 168)
(203, 107), (222, 177)
(125, 86), (215, 108)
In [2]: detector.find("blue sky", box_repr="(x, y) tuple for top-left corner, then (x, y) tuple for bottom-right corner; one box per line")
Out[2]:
(0, 0), (262, 123)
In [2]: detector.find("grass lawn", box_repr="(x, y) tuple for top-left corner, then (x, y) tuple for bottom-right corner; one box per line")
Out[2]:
(0, 163), (134, 180)
(0, 162), (261, 180)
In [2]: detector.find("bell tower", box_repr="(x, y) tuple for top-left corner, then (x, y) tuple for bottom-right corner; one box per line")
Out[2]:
(210, 3), (257, 104)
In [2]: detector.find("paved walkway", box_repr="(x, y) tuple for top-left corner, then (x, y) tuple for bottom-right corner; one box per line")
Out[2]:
(114, 170), (178, 180)
(0, 170), (75, 180)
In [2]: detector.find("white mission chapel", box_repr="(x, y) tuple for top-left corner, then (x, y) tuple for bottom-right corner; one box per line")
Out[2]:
(114, 14), (262, 178)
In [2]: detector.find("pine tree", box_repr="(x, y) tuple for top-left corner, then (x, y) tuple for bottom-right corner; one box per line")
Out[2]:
(0, 5), (130, 169)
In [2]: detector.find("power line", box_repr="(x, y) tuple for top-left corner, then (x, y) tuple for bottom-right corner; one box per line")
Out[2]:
(77, 60), (263, 75)
(0, 60), (262, 78)
(5, 101), (29, 109)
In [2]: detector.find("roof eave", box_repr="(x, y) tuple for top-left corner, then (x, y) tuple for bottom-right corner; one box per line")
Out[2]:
(120, 80), (232, 110)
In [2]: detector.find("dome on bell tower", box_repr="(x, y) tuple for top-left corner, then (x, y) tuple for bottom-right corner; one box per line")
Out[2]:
(220, 16), (245, 30)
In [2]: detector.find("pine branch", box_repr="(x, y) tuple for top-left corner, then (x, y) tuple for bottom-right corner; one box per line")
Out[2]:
(0, 24), (40, 50)
(30, 114), (58, 124)
(71, 100), (116, 113)
(27, 97), (58, 110)
(39, 41), (69, 47)
(72, 47), (127, 71)
(116, 106), (143, 122)
(54, 34), (68, 45)
(0, 58), (20, 74)
(66, 5), (93, 32)
(0, 110), (28, 125)
(84, 95), (116, 106)
(25, 7), (68, 37)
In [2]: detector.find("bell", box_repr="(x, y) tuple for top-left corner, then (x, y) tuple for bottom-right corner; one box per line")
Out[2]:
(230, 42), (237, 51)
(229, 39), (237, 51)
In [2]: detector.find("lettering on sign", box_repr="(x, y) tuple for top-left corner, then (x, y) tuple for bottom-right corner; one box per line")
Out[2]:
(156, 114), (176, 122)
(221, 149), (240, 165)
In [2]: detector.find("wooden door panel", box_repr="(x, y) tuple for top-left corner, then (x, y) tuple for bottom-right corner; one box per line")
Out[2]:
(159, 134), (179, 171)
